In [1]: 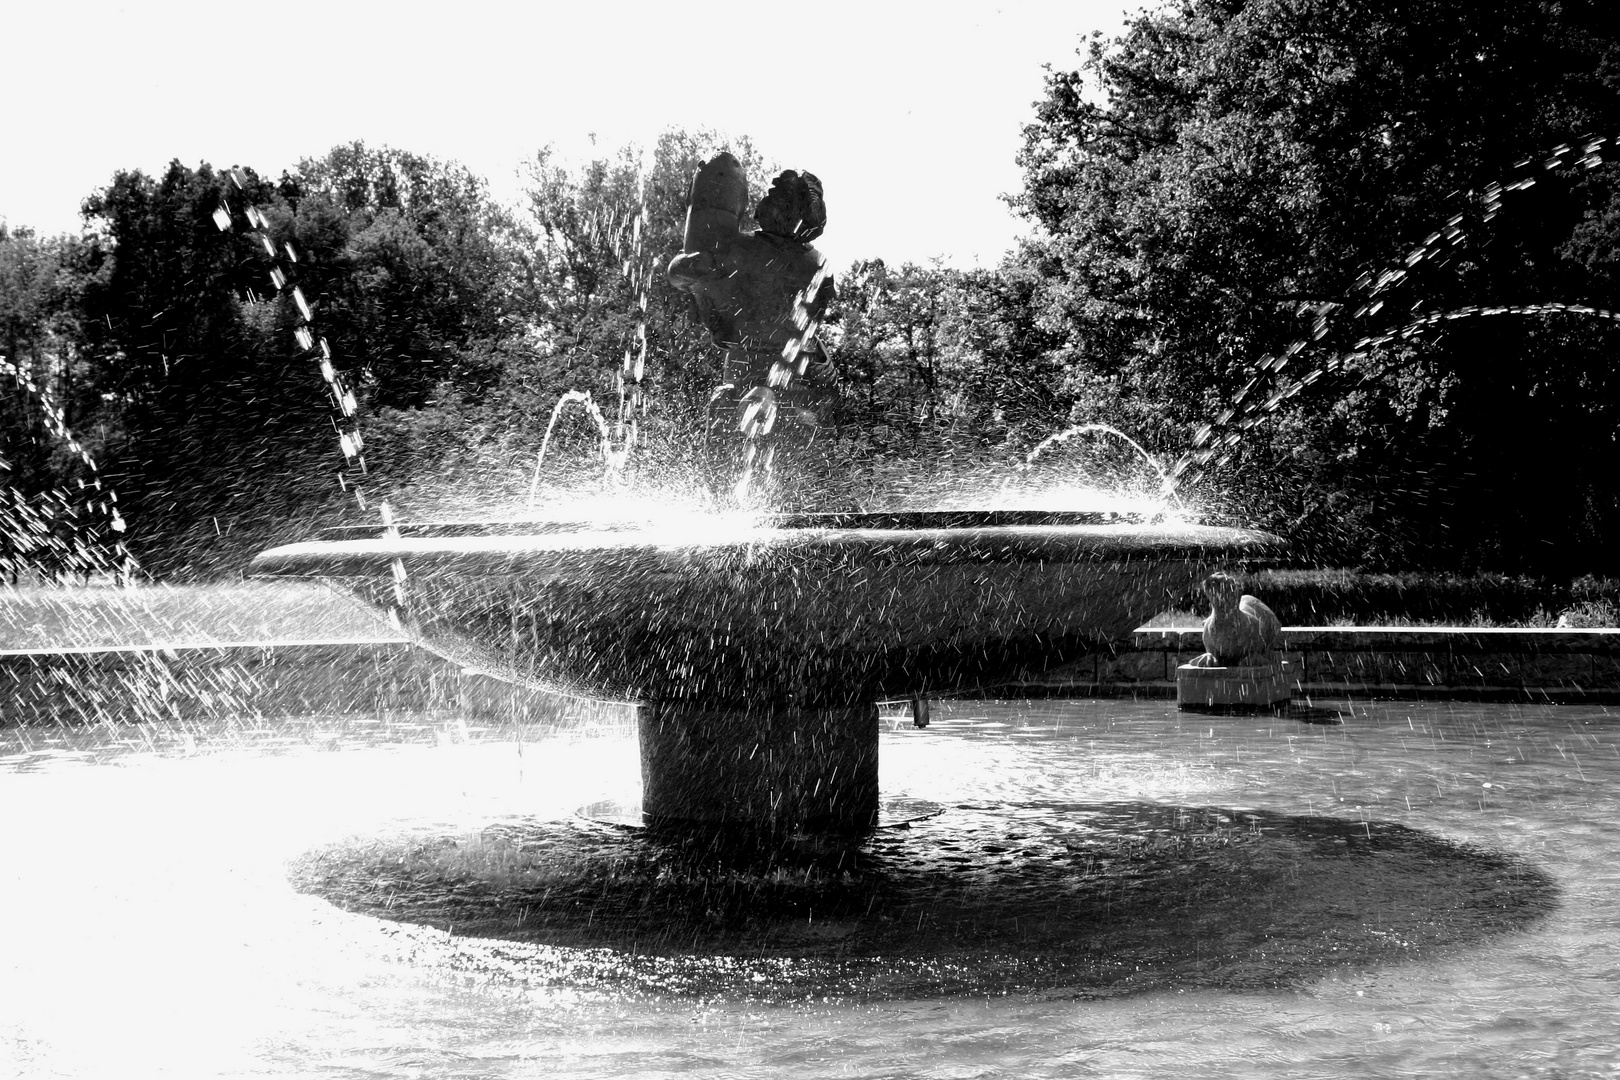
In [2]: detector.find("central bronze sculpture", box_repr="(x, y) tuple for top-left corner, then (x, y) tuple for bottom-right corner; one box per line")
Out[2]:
(250, 153), (1278, 831)
(667, 152), (836, 503)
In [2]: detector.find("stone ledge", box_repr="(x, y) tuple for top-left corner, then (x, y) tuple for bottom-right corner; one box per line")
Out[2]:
(9, 624), (1620, 727)
(1018, 625), (1620, 701)
(0, 640), (619, 728)
(982, 682), (1620, 705)
(1135, 626), (1620, 653)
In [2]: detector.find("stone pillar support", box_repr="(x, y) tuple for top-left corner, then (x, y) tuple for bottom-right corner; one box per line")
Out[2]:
(638, 700), (879, 830)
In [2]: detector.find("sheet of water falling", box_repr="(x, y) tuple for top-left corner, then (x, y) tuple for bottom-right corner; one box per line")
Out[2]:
(2, 698), (1617, 1079)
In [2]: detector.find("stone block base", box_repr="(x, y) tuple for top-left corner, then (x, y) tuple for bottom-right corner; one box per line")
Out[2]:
(1177, 660), (1292, 711)
(639, 700), (879, 830)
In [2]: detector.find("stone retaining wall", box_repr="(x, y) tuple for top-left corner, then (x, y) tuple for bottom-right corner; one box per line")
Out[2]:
(0, 640), (624, 727)
(1015, 627), (1620, 701)
(7, 626), (1620, 727)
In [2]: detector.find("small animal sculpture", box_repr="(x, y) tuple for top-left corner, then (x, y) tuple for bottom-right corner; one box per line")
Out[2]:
(1192, 571), (1282, 667)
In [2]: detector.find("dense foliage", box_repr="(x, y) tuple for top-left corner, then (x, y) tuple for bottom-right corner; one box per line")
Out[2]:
(1010, 0), (1620, 571)
(5, 1), (1620, 580)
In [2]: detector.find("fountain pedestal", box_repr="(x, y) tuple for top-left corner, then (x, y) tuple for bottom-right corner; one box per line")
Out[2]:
(639, 700), (879, 829)
(248, 513), (1280, 831)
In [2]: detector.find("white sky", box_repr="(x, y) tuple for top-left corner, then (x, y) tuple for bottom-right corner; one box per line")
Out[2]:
(2, 0), (1127, 269)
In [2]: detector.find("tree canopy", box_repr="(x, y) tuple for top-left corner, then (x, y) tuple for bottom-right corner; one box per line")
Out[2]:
(1011, 0), (1620, 570)
(7, 4), (1620, 581)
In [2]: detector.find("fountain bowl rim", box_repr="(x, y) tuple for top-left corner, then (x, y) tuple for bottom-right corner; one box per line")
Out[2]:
(247, 510), (1282, 579)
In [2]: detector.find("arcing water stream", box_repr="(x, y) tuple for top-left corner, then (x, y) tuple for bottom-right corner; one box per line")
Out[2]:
(0, 356), (131, 582)
(215, 173), (373, 509)
(1172, 135), (1620, 486)
(1012, 423), (1186, 514)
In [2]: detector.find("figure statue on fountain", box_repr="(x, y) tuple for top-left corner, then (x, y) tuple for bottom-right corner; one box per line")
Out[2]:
(1190, 572), (1281, 667)
(667, 152), (837, 505)
(1177, 571), (1291, 710)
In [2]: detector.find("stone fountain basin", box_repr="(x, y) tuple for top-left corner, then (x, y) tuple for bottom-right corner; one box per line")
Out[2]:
(249, 511), (1276, 706)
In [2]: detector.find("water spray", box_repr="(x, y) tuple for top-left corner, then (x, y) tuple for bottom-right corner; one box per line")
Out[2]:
(1020, 422), (1185, 513)
(0, 354), (133, 583)
(526, 157), (656, 501)
(215, 170), (407, 617)
(214, 173), (372, 509)
(733, 259), (831, 507)
(525, 389), (617, 507)
(1172, 135), (1620, 486)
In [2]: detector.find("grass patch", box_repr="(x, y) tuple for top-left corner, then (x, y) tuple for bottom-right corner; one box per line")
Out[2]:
(1152, 570), (1620, 628)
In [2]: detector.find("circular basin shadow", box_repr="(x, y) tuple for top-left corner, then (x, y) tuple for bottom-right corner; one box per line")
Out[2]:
(289, 802), (1558, 1001)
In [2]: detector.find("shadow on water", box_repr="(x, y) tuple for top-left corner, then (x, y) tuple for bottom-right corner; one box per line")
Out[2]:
(1278, 703), (1350, 724)
(289, 800), (1557, 1001)
(1176, 702), (1349, 724)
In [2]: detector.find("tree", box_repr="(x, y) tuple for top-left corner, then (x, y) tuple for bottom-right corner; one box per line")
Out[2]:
(280, 143), (521, 411)
(77, 161), (280, 402)
(1, 226), (76, 487)
(0, 226), (122, 581)
(63, 160), (352, 577)
(1013, 0), (1620, 571)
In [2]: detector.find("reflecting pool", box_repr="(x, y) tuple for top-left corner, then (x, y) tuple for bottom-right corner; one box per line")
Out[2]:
(3, 697), (1617, 1077)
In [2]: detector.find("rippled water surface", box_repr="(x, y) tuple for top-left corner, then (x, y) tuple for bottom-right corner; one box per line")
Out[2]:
(3, 697), (1618, 1078)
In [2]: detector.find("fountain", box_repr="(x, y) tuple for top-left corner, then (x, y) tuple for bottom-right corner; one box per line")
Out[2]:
(249, 154), (1277, 830)
(11, 149), (1620, 1078)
